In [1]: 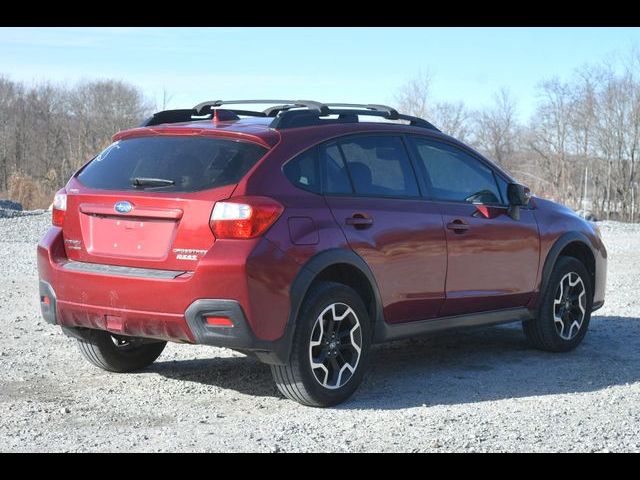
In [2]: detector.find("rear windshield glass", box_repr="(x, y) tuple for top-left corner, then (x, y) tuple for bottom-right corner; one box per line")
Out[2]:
(77, 136), (268, 192)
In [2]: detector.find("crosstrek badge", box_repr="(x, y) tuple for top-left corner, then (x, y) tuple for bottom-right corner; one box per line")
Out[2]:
(173, 248), (207, 261)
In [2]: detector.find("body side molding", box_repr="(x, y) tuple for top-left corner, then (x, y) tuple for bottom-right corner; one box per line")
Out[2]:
(377, 307), (533, 342)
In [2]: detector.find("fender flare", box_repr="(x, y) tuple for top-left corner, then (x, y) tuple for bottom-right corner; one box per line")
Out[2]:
(266, 248), (384, 365)
(536, 231), (596, 312)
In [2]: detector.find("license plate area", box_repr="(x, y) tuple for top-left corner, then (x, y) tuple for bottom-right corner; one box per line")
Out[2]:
(81, 214), (177, 260)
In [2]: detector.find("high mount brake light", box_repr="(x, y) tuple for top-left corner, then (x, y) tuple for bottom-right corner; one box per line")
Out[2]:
(210, 197), (283, 239)
(52, 191), (67, 227)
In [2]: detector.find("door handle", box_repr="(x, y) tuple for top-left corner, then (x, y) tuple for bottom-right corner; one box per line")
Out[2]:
(345, 214), (373, 229)
(446, 219), (469, 233)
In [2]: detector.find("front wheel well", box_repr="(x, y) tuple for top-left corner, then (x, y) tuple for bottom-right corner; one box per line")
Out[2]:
(557, 241), (596, 294)
(310, 263), (377, 326)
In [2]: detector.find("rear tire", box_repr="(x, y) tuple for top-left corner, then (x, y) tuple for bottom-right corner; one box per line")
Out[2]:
(271, 281), (371, 407)
(76, 330), (166, 372)
(523, 256), (593, 352)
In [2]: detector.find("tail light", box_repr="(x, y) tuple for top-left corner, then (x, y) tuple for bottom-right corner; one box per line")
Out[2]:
(52, 190), (67, 227)
(210, 196), (283, 239)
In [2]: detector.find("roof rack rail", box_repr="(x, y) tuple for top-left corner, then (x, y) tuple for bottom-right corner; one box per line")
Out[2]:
(140, 100), (440, 131)
(270, 107), (439, 131)
(323, 103), (399, 118)
(193, 99), (328, 115)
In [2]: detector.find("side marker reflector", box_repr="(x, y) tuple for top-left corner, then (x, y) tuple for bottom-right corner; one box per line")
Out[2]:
(205, 316), (234, 327)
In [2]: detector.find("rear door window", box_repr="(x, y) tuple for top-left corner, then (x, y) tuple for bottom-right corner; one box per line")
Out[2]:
(338, 135), (420, 197)
(77, 136), (268, 192)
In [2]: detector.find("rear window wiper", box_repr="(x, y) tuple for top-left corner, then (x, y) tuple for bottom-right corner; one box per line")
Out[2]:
(131, 177), (175, 187)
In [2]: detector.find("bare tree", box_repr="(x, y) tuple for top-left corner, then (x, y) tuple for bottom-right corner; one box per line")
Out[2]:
(395, 72), (471, 140)
(432, 101), (472, 142)
(528, 78), (574, 202)
(0, 76), (19, 192)
(472, 88), (520, 171)
(395, 71), (432, 119)
(0, 77), (153, 208)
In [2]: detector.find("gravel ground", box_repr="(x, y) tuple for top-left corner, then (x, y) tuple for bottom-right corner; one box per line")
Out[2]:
(1, 212), (639, 452)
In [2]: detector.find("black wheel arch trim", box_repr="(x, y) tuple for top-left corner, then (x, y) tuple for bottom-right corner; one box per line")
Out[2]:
(280, 248), (385, 363)
(536, 231), (597, 314)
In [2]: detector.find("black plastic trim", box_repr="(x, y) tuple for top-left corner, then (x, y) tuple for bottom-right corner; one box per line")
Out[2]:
(287, 249), (386, 347)
(283, 250), (536, 353)
(141, 109), (198, 127)
(141, 100), (441, 131)
(39, 280), (57, 325)
(185, 300), (251, 348)
(377, 307), (533, 342)
(236, 248), (386, 365)
(184, 299), (291, 364)
(536, 231), (596, 314)
(270, 108), (440, 131)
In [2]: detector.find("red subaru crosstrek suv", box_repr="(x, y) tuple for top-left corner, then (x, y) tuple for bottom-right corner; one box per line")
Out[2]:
(37, 100), (607, 406)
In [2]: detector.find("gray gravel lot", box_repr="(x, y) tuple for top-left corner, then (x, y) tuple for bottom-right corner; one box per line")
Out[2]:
(1, 212), (639, 452)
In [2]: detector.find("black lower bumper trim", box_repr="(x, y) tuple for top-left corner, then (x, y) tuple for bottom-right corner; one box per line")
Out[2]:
(39, 280), (57, 325)
(184, 299), (289, 364)
(185, 299), (253, 349)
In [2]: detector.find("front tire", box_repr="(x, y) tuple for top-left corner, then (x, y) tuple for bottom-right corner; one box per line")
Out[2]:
(271, 281), (371, 407)
(523, 256), (593, 352)
(76, 330), (166, 372)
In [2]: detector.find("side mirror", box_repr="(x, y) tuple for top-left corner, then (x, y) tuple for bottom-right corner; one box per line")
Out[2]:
(507, 183), (531, 206)
(506, 183), (531, 220)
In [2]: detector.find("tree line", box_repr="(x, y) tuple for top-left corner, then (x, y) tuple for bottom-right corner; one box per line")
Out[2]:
(397, 52), (640, 222)
(2, 50), (640, 221)
(0, 78), (153, 209)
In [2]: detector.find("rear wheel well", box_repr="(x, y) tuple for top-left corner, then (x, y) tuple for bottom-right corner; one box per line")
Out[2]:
(557, 241), (596, 295)
(311, 263), (377, 326)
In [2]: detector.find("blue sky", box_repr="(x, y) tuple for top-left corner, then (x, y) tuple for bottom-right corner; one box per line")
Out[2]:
(0, 27), (639, 120)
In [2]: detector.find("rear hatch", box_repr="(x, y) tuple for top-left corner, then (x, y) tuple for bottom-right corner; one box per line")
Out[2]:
(61, 134), (269, 271)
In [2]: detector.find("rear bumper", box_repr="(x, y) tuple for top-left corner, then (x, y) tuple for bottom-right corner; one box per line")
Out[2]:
(37, 227), (300, 364)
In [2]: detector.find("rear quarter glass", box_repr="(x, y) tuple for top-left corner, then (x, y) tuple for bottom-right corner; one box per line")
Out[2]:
(77, 136), (268, 192)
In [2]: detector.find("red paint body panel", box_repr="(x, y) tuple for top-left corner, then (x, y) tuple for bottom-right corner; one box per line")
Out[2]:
(324, 196), (447, 323)
(437, 202), (540, 316)
(63, 176), (235, 270)
(529, 197), (607, 308)
(38, 225), (298, 343)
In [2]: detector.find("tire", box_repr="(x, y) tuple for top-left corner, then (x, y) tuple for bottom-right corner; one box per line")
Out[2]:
(76, 329), (166, 373)
(523, 256), (593, 352)
(271, 281), (371, 407)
